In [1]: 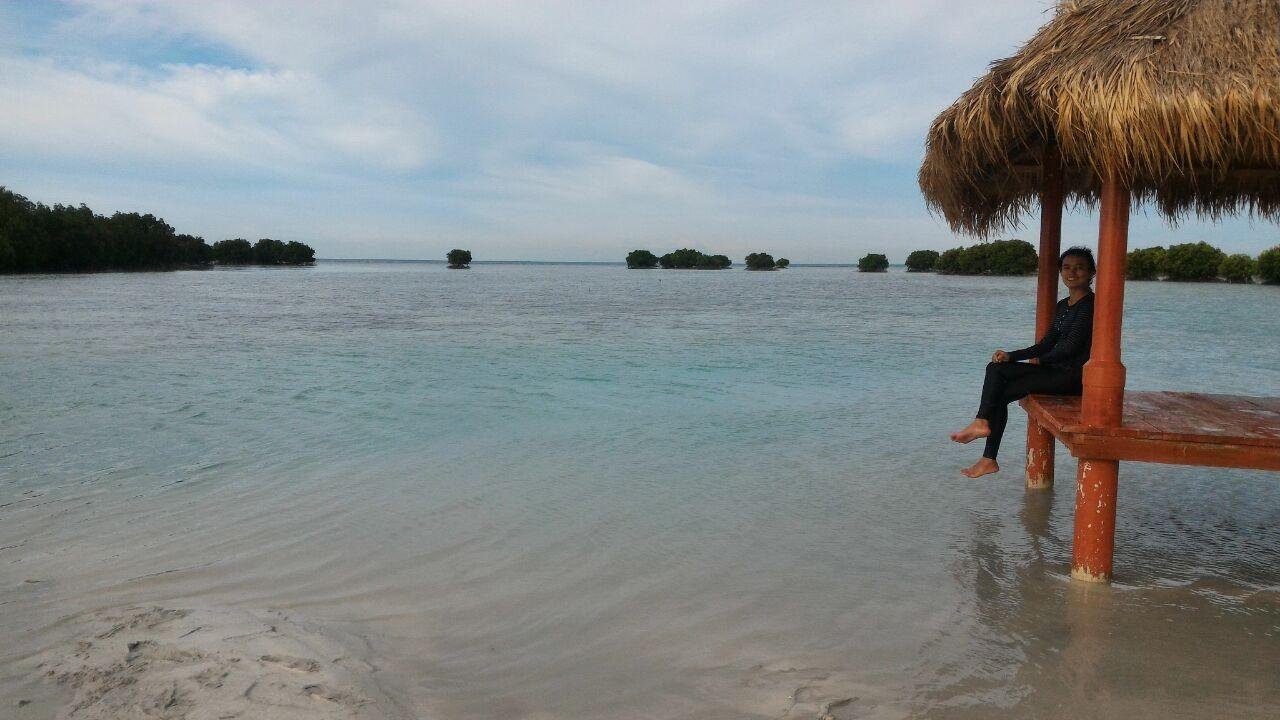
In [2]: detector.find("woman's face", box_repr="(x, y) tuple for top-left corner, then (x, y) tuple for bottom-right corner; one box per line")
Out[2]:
(1060, 255), (1094, 290)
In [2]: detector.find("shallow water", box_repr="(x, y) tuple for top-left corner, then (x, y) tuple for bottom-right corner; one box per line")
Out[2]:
(2, 262), (1278, 718)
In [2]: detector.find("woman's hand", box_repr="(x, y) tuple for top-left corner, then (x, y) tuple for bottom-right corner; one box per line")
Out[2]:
(991, 350), (1011, 363)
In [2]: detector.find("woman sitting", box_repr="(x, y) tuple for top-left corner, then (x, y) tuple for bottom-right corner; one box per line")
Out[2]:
(950, 246), (1097, 478)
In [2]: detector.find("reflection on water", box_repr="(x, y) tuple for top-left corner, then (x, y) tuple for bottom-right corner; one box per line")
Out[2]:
(0, 263), (1277, 718)
(929, 470), (1280, 719)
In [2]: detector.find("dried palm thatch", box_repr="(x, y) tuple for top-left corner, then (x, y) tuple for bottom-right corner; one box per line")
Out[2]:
(919, 0), (1280, 236)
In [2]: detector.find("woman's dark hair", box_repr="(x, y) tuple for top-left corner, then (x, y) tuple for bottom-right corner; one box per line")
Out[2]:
(1059, 246), (1096, 273)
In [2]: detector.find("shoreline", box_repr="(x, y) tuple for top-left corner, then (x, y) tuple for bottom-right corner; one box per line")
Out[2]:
(11, 605), (411, 720)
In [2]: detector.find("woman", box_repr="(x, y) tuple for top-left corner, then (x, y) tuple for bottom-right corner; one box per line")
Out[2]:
(950, 247), (1097, 478)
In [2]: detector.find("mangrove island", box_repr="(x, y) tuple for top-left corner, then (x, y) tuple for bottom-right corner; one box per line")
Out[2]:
(0, 186), (314, 273)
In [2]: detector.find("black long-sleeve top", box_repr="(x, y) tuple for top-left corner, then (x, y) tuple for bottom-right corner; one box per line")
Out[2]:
(1008, 293), (1095, 372)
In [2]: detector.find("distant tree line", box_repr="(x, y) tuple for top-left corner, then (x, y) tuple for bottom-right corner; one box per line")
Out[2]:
(0, 186), (314, 273)
(626, 248), (731, 269)
(626, 249), (790, 270)
(210, 238), (315, 266)
(939, 239), (1038, 275)
(901, 237), (1279, 283)
(900, 239), (1037, 275)
(1127, 242), (1280, 283)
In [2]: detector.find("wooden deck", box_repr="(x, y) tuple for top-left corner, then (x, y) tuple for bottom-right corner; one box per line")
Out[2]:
(1021, 391), (1280, 471)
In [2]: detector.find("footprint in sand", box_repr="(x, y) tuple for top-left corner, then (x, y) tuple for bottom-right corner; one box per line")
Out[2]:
(95, 608), (191, 639)
(258, 655), (321, 673)
(303, 683), (368, 707)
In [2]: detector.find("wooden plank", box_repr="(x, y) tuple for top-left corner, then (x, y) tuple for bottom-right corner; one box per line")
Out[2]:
(1189, 393), (1280, 439)
(1158, 393), (1280, 444)
(1064, 433), (1280, 471)
(1242, 396), (1280, 414)
(1021, 391), (1280, 469)
(1054, 393), (1280, 448)
(1021, 396), (1069, 435)
(1130, 392), (1239, 437)
(1164, 392), (1267, 437)
(1024, 390), (1280, 444)
(1120, 393), (1175, 433)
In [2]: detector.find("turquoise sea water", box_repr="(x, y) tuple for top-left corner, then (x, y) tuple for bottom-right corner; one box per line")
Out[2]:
(2, 262), (1278, 718)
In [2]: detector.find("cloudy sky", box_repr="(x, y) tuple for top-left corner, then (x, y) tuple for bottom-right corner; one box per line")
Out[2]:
(2, 1), (1276, 262)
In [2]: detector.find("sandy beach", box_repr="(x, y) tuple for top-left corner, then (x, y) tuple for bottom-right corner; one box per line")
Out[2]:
(9, 605), (408, 720)
(9, 600), (893, 720)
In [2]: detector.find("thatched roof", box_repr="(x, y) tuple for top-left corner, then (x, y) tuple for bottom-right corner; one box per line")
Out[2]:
(919, 0), (1280, 236)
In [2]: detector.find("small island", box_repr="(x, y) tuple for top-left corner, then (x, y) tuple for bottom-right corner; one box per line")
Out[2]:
(742, 253), (789, 270)
(210, 238), (315, 266)
(938, 239), (1036, 275)
(447, 248), (472, 269)
(626, 249), (659, 269)
(857, 253), (889, 272)
(624, 248), (731, 269)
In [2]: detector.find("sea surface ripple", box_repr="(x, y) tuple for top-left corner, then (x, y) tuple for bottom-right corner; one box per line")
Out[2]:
(2, 262), (1278, 718)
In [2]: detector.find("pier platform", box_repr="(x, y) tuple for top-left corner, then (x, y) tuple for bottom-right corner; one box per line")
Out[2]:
(1021, 392), (1280, 472)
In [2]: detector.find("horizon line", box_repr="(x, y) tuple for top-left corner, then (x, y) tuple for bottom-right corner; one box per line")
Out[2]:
(318, 258), (878, 266)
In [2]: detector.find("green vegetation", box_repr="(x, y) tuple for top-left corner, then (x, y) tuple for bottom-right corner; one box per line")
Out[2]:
(658, 248), (731, 269)
(1126, 242), (1277, 283)
(905, 249), (940, 272)
(857, 253), (889, 272)
(775, 257), (790, 268)
(447, 248), (472, 268)
(942, 239), (1039, 275)
(0, 186), (313, 273)
(626, 249), (659, 269)
(936, 247), (963, 273)
(212, 238), (253, 264)
(1218, 253), (1257, 283)
(624, 247), (733, 269)
(1162, 241), (1225, 281)
(934, 239), (1037, 275)
(209, 238), (310, 265)
(745, 252), (776, 270)
(1126, 246), (1166, 280)
(1257, 245), (1280, 283)
(250, 238), (315, 265)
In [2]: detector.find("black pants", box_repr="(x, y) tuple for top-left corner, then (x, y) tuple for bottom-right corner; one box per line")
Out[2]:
(976, 362), (1081, 460)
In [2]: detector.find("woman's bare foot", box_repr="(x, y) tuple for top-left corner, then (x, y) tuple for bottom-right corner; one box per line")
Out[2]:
(961, 458), (1000, 478)
(950, 419), (990, 444)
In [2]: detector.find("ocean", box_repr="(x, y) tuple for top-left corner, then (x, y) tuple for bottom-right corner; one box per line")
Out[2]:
(2, 261), (1277, 718)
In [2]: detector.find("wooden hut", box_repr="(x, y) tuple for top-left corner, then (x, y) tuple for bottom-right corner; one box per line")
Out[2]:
(919, 0), (1280, 582)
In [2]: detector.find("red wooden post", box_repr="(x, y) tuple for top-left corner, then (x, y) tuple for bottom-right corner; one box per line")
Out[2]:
(1081, 176), (1130, 427)
(1072, 173), (1130, 583)
(1071, 458), (1120, 582)
(1026, 144), (1063, 490)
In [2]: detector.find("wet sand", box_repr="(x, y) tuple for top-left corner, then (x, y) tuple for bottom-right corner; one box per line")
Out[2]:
(8, 605), (408, 720)
(8, 601), (904, 720)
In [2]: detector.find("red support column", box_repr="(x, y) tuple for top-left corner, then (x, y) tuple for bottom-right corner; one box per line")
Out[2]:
(1081, 176), (1130, 427)
(1072, 173), (1130, 583)
(1026, 144), (1063, 490)
(1071, 459), (1119, 582)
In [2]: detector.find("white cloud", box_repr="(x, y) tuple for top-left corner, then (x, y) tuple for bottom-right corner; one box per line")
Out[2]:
(481, 154), (709, 204)
(3, 1), (1275, 259)
(0, 55), (435, 176)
